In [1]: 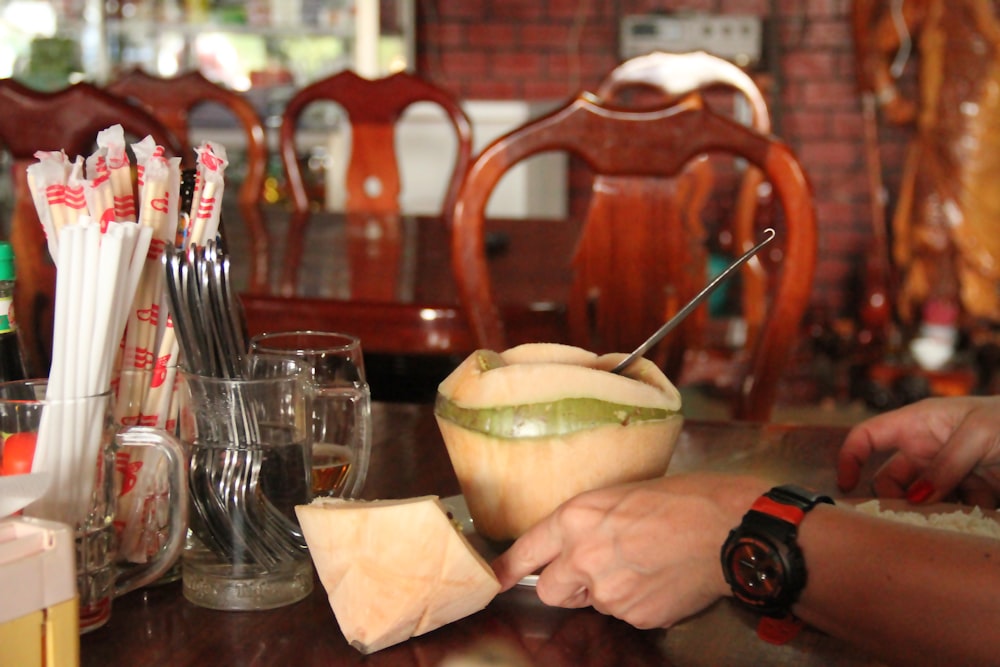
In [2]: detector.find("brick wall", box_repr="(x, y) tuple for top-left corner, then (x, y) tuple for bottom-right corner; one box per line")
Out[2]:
(414, 0), (915, 321)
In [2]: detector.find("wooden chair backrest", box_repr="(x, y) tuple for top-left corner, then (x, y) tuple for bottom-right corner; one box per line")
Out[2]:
(0, 79), (180, 378)
(276, 70), (473, 294)
(107, 68), (271, 291)
(596, 50), (770, 131)
(450, 93), (817, 421)
(597, 50), (773, 351)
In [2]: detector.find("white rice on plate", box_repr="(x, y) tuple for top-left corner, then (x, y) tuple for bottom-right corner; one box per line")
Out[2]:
(854, 500), (1000, 539)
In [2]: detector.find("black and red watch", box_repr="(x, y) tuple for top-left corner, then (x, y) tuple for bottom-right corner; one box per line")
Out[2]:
(720, 485), (833, 636)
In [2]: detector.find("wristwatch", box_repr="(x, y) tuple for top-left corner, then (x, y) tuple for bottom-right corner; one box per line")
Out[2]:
(720, 485), (834, 620)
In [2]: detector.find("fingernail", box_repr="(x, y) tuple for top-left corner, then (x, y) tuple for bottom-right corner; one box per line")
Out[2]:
(906, 479), (934, 504)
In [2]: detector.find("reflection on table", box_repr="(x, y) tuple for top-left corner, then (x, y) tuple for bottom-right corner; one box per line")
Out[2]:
(80, 402), (887, 667)
(235, 208), (577, 357)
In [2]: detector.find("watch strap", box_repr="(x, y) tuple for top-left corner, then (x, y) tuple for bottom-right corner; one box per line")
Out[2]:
(757, 484), (834, 522)
(757, 615), (806, 645)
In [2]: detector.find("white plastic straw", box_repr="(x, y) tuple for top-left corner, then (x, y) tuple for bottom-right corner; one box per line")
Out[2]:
(25, 219), (145, 526)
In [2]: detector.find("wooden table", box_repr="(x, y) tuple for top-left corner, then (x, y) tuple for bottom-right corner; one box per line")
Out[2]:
(80, 403), (888, 667)
(236, 209), (577, 357)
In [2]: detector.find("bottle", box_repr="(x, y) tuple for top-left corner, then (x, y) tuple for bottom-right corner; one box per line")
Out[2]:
(0, 241), (28, 382)
(909, 297), (959, 372)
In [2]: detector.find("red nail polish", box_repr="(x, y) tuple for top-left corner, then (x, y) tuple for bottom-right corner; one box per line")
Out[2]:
(906, 479), (934, 503)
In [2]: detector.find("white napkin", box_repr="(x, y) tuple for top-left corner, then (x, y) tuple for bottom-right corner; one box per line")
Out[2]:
(0, 473), (52, 518)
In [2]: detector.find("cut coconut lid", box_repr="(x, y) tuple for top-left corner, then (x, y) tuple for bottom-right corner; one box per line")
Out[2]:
(296, 495), (501, 654)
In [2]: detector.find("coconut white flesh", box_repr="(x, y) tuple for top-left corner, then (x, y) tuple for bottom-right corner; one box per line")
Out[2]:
(500, 342), (599, 365)
(438, 344), (681, 412)
(296, 496), (501, 654)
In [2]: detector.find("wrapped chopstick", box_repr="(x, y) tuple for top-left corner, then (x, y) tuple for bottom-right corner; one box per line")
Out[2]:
(113, 139), (185, 560)
(115, 140), (231, 562)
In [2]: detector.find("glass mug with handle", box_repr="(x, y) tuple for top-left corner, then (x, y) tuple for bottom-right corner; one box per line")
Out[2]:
(178, 370), (314, 611)
(0, 379), (187, 633)
(248, 331), (371, 499)
(112, 365), (184, 583)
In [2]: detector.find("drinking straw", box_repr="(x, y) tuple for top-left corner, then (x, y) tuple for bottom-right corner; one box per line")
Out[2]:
(25, 174), (149, 527)
(63, 157), (90, 228)
(101, 223), (145, 393)
(28, 226), (78, 521)
(71, 223), (101, 399)
(45, 223), (84, 399)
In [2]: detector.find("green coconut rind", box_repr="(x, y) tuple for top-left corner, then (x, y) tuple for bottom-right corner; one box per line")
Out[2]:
(434, 393), (679, 439)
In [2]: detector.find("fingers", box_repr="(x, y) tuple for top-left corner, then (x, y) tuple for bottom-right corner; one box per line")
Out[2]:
(491, 519), (563, 591)
(845, 398), (1000, 505)
(837, 399), (954, 493)
(868, 453), (922, 498)
(837, 412), (912, 492)
(837, 424), (874, 492)
(911, 416), (999, 504)
(957, 474), (998, 510)
(536, 572), (592, 609)
(494, 531), (597, 609)
(558, 585), (591, 609)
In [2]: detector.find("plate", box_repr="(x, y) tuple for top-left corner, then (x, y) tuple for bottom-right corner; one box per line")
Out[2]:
(441, 494), (538, 588)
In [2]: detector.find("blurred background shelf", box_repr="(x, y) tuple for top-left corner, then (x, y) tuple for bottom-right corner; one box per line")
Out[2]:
(0, 0), (414, 111)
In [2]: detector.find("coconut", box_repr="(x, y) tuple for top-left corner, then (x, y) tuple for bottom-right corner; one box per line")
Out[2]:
(296, 496), (501, 654)
(434, 342), (683, 542)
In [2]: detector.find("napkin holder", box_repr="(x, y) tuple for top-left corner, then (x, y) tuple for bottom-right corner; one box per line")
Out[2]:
(0, 516), (78, 667)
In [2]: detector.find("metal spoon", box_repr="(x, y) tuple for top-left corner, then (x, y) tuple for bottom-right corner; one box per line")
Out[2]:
(610, 227), (777, 374)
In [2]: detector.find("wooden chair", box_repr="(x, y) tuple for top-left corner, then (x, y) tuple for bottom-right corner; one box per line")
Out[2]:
(0, 79), (181, 378)
(106, 68), (271, 292)
(450, 93), (817, 421)
(596, 50), (769, 130)
(597, 50), (773, 354)
(277, 69), (473, 295)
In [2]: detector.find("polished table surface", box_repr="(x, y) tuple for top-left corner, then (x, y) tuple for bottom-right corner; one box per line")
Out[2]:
(235, 208), (577, 356)
(80, 402), (888, 667)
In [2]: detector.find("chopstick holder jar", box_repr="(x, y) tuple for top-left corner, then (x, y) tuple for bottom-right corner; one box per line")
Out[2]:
(4, 379), (188, 634)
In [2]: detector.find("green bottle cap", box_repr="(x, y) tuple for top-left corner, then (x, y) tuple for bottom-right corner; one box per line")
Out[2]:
(0, 242), (13, 282)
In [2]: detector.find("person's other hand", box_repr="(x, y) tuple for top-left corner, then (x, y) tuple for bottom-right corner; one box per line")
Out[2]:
(838, 396), (1000, 508)
(491, 473), (768, 629)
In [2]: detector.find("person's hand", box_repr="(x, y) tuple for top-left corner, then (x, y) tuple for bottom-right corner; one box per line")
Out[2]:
(838, 396), (1000, 508)
(490, 473), (768, 629)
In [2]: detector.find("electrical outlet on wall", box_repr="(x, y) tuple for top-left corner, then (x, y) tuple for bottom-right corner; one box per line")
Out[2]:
(620, 14), (762, 67)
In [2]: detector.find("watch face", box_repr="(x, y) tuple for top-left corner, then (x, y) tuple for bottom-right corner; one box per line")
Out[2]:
(726, 536), (786, 600)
